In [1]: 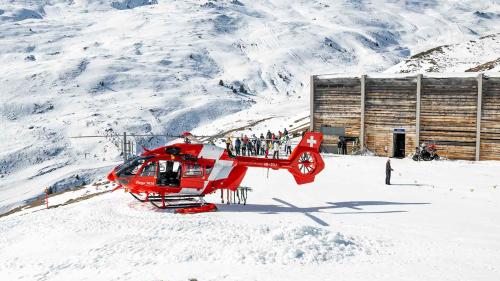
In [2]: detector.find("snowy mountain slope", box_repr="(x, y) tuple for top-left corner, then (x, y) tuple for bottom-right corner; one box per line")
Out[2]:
(387, 33), (500, 73)
(2, 0), (500, 213)
(1, 156), (499, 281)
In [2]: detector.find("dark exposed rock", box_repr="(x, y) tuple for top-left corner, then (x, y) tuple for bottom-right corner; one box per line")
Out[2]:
(111, 0), (158, 10)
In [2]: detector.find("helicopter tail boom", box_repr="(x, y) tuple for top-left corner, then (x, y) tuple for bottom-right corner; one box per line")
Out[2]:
(235, 132), (324, 185)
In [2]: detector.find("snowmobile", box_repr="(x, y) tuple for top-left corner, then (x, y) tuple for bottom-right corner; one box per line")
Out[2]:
(412, 143), (439, 161)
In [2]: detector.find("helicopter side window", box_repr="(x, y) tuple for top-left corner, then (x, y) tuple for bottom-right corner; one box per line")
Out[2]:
(140, 161), (157, 177)
(173, 161), (181, 174)
(183, 164), (203, 177)
(159, 160), (167, 173)
(205, 166), (213, 176)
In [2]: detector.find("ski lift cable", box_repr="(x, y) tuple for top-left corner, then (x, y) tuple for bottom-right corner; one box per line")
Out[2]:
(70, 134), (302, 142)
(69, 134), (209, 139)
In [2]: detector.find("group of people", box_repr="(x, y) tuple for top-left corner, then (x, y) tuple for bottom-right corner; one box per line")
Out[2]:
(225, 130), (397, 186)
(225, 128), (293, 159)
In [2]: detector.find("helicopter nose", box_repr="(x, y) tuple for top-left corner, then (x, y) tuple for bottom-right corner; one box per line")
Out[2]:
(107, 170), (116, 182)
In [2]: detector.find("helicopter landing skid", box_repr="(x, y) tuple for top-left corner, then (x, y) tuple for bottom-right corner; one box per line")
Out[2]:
(130, 192), (148, 202)
(147, 195), (217, 214)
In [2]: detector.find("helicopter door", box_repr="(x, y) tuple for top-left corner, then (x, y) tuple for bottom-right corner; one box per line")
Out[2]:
(181, 163), (204, 189)
(157, 160), (181, 187)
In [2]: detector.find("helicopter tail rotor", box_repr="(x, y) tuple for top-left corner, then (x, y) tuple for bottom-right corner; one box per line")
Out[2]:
(287, 132), (325, 185)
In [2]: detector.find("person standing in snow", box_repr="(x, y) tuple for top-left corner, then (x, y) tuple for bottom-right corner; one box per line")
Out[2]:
(247, 138), (253, 156)
(251, 134), (258, 155)
(254, 138), (259, 156)
(241, 135), (247, 156)
(266, 130), (272, 146)
(302, 129), (308, 138)
(226, 137), (232, 152)
(235, 137), (241, 156)
(256, 133), (263, 155)
(385, 158), (394, 185)
(265, 140), (271, 158)
(272, 141), (280, 159)
(337, 137), (343, 154)
(342, 137), (348, 155)
(284, 135), (292, 156)
(260, 138), (267, 156)
(243, 135), (250, 156)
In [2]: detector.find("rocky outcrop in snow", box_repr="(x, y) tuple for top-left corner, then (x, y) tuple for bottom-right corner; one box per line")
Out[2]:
(111, 0), (158, 10)
(387, 33), (500, 73)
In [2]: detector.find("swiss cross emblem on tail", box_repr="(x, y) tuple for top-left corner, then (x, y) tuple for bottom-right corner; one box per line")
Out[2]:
(298, 132), (321, 150)
(307, 136), (317, 147)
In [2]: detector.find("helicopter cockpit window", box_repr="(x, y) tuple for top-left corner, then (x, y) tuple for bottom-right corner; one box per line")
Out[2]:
(140, 161), (157, 177)
(116, 156), (153, 177)
(183, 164), (203, 177)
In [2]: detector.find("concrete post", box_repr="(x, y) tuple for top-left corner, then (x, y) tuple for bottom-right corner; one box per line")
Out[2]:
(475, 73), (483, 161)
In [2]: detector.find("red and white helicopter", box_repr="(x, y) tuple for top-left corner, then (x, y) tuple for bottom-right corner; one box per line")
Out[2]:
(107, 132), (325, 213)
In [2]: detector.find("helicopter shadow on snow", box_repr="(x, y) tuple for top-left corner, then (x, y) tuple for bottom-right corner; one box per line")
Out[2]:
(217, 198), (430, 227)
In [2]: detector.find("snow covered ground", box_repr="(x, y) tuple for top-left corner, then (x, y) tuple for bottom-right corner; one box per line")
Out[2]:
(2, 0), (500, 213)
(1, 155), (499, 281)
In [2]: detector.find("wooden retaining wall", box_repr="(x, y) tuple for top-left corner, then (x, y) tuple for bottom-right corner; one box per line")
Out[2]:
(312, 77), (361, 153)
(365, 77), (417, 157)
(311, 74), (500, 160)
(420, 78), (478, 160)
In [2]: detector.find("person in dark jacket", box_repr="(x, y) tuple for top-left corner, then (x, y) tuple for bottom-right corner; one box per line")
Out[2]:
(385, 158), (394, 185)
(302, 129), (308, 138)
(257, 134), (263, 155)
(266, 130), (272, 147)
(241, 135), (247, 156)
(337, 137), (343, 154)
(235, 137), (241, 156)
(342, 137), (348, 155)
(247, 139), (253, 156)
